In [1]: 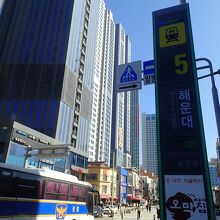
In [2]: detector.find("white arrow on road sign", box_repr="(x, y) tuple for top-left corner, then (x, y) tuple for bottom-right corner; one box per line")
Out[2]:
(116, 61), (142, 92)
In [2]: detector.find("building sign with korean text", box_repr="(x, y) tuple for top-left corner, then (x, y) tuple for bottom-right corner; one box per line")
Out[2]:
(153, 4), (214, 220)
(165, 175), (208, 219)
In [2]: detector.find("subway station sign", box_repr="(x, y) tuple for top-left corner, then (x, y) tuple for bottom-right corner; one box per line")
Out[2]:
(153, 4), (214, 220)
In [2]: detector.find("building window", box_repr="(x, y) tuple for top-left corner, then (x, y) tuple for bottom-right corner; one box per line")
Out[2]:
(102, 185), (107, 193)
(103, 174), (107, 181)
(87, 173), (97, 180)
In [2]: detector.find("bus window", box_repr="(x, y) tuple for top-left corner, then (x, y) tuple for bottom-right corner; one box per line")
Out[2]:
(45, 180), (68, 201)
(69, 184), (78, 196)
(45, 180), (68, 194)
(0, 169), (15, 197)
(78, 186), (86, 196)
(14, 171), (41, 199)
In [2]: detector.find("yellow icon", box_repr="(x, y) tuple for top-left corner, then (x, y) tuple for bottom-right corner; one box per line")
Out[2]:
(159, 22), (186, 47)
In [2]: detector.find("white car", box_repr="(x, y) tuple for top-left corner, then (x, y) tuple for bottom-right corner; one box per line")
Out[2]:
(103, 205), (118, 214)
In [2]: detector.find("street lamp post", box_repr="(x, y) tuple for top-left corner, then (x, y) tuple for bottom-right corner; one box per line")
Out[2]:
(196, 58), (220, 140)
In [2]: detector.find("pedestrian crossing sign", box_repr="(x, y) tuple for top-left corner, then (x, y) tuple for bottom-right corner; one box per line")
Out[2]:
(116, 60), (142, 92)
(120, 65), (137, 83)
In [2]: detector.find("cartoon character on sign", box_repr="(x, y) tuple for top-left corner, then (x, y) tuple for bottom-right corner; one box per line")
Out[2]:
(166, 27), (179, 43)
(56, 204), (68, 220)
(166, 192), (196, 220)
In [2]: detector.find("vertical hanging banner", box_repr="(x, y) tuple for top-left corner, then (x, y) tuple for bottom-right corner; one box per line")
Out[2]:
(153, 4), (215, 220)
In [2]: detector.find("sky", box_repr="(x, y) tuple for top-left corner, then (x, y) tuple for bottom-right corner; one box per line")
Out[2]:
(105, 0), (220, 160)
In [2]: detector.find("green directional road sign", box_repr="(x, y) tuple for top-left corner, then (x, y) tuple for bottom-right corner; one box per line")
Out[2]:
(153, 4), (215, 220)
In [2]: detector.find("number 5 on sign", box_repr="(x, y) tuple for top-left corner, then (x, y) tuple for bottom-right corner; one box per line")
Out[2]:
(175, 54), (188, 75)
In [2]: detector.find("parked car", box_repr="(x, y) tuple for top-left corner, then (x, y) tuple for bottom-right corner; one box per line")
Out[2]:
(103, 205), (118, 214)
(94, 206), (103, 218)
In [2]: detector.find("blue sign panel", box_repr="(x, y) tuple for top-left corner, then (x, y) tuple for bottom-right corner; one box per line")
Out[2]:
(120, 64), (137, 82)
(143, 60), (155, 75)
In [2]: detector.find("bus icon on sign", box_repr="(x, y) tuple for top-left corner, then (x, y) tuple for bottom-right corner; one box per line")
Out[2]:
(166, 27), (179, 43)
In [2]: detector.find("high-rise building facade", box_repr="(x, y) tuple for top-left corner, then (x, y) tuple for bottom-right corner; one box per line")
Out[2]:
(124, 36), (140, 169)
(88, 0), (115, 166)
(95, 9), (115, 165)
(123, 36), (132, 168)
(87, 0), (106, 163)
(0, 0), (139, 171)
(111, 24), (132, 168)
(130, 89), (140, 169)
(0, 0), (96, 169)
(142, 113), (158, 174)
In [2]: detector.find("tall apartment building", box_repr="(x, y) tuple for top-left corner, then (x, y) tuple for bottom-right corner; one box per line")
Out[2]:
(123, 36), (132, 168)
(88, 0), (115, 166)
(122, 35), (140, 169)
(130, 89), (140, 169)
(95, 9), (115, 164)
(142, 113), (158, 175)
(88, 3), (139, 168)
(124, 36), (140, 169)
(0, 0), (97, 172)
(111, 24), (132, 168)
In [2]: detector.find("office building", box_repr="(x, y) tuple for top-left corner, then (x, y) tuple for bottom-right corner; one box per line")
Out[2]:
(0, 0), (138, 172)
(0, 0), (96, 174)
(142, 113), (158, 175)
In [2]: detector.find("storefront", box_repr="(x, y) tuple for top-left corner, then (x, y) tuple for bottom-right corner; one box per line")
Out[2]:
(127, 195), (142, 205)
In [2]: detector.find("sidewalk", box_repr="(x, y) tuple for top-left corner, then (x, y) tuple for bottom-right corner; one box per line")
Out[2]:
(122, 207), (157, 220)
(101, 206), (158, 220)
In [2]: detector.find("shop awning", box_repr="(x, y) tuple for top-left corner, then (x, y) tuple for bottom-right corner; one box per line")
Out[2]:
(127, 195), (142, 201)
(109, 196), (118, 200)
(100, 195), (110, 199)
